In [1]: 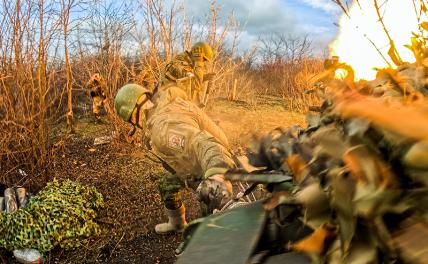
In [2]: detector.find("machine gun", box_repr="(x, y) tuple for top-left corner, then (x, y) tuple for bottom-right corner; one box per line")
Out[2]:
(176, 124), (317, 263)
(176, 169), (313, 264)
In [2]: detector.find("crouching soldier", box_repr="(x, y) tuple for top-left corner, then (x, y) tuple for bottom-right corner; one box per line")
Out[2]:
(86, 73), (108, 120)
(114, 83), (235, 233)
(158, 42), (216, 107)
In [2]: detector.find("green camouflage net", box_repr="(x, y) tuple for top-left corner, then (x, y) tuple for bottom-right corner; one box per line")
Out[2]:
(0, 179), (104, 253)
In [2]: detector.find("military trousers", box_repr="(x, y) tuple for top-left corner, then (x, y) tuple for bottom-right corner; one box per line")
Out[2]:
(91, 95), (106, 118)
(158, 173), (215, 216)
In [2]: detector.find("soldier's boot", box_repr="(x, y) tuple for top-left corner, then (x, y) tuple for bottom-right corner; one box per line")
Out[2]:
(155, 205), (187, 234)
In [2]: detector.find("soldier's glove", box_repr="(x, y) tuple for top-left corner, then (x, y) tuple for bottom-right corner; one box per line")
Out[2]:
(196, 174), (233, 213)
(203, 72), (216, 82)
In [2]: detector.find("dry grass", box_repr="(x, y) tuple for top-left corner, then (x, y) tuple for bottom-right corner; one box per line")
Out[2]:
(207, 97), (306, 150)
(249, 57), (324, 112)
(0, 0), (323, 189)
(42, 96), (305, 263)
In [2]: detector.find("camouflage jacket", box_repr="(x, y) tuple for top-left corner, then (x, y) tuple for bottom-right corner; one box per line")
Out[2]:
(145, 85), (235, 179)
(87, 73), (107, 99)
(158, 51), (206, 105)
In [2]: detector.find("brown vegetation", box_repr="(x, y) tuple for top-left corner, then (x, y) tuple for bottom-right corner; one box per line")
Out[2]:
(43, 100), (304, 263)
(0, 0), (321, 192)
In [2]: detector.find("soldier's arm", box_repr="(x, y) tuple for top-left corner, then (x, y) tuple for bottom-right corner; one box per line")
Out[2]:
(190, 130), (235, 214)
(192, 105), (230, 148)
(189, 130), (235, 179)
(156, 86), (189, 107)
(164, 53), (193, 81)
(192, 62), (205, 92)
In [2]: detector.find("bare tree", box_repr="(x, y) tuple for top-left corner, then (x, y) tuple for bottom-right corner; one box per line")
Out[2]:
(78, 1), (135, 56)
(259, 33), (313, 64)
(60, 0), (78, 133)
(253, 33), (320, 111)
(0, 0), (67, 185)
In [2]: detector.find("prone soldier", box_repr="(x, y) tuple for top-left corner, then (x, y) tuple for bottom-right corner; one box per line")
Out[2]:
(114, 83), (235, 234)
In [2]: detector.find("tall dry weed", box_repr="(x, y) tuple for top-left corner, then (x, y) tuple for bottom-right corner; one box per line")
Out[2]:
(0, 0), (324, 187)
(0, 0), (65, 187)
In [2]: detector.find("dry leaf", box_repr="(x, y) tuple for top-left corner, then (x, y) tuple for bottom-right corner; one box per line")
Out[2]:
(289, 223), (337, 254)
(392, 218), (428, 264)
(329, 168), (356, 251)
(343, 145), (396, 187)
(263, 191), (290, 211)
(311, 125), (347, 160)
(295, 182), (329, 221)
(388, 45), (403, 66)
(334, 95), (428, 142)
(403, 141), (428, 169)
(286, 154), (307, 183)
(422, 3), (428, 14)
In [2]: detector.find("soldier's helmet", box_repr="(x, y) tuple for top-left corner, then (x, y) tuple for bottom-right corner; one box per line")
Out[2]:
(191, 42), (214, 62)
(114, 84), (151, 122)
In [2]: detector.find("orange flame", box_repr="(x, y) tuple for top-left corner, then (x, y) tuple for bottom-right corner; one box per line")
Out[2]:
(329, 1), (425, 80)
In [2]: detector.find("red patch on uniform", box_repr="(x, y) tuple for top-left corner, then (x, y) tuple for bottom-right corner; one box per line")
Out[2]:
(168, 133), (185, 150)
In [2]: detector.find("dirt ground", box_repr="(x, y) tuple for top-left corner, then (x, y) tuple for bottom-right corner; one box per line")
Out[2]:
(42, 97), (304, 263)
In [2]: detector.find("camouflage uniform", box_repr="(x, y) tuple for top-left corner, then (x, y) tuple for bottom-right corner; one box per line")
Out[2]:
(86, 73), (107, 119)
(158, 51), (207, 106)
(146, 84), (235, 214)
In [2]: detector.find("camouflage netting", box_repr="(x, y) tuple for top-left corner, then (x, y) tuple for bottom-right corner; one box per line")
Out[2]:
(0, 180), (104, 253)
(247, 41), (428, 262)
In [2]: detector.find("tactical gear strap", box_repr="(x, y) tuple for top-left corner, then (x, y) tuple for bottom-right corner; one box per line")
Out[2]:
(129, 95), (148, 128)
(128, 126), (137, 137)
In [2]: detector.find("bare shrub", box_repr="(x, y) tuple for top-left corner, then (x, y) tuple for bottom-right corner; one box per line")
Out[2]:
(251, 33), (324, 112)
(58, 0), (248, 142)
(0, 0), (323, 186)
(0, 0), (68, 186)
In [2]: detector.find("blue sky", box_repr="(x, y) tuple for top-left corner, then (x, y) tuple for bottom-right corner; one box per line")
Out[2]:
(68, 0), (344, 56)
(182, 0), (343, 54)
